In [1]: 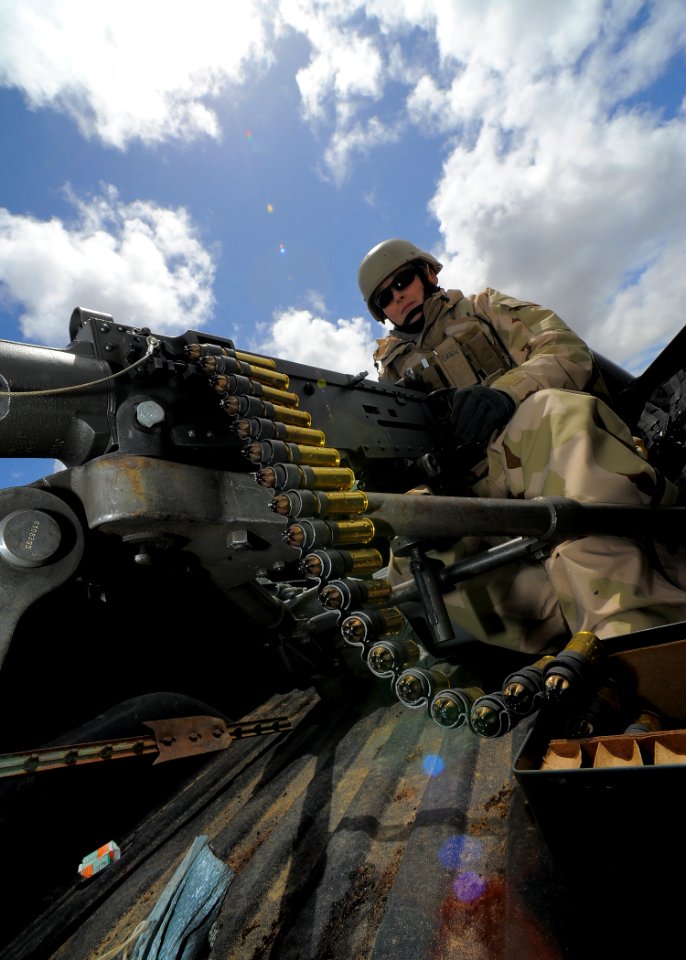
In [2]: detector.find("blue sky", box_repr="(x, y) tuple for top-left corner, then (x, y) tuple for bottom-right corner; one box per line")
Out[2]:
(0, 0), (685, 489)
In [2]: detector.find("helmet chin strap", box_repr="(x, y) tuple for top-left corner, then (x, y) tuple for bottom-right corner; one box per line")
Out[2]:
(397, 305), (425, 333)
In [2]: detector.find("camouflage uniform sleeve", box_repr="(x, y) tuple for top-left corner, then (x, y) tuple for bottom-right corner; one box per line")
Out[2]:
(373, 335), (405, 383)
(470, 288), (594, 407)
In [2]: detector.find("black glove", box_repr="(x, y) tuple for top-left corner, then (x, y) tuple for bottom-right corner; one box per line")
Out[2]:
(449, 385), (516, 448)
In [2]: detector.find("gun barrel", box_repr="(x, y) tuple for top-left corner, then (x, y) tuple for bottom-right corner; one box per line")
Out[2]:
(363, 493), (686, 542)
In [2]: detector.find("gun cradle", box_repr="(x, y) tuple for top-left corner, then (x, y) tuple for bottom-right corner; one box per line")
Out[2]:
(1, 308), (686, 747)
(2, 310), (686, 958)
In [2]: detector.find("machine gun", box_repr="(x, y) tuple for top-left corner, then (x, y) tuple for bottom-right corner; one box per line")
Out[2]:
(0, 307), (686, 758)
(4, 305), (686, 960)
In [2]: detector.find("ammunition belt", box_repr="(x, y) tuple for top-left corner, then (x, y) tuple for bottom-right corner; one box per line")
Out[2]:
(189, 344), (614, 743)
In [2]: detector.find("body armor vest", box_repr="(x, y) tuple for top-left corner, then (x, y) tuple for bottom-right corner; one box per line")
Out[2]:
(376, 295), (514, 391)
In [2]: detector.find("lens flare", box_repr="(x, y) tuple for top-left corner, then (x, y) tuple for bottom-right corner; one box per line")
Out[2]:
(437, 835), (482, 869)
(453, 871), (487, 903)
(279, 243), (286, 254)
(266, 203), (273, 213)
(422, 753), (445, 777)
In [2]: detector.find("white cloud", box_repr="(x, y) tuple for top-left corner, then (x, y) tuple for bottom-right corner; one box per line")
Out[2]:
(0, 185), (216, 344)
(0, 0), (272, 147)
(1, 0), (685, 375)
(276, 0), (392, 181)
(423, 3), (686, 367)
(280, 0), (384, 120)
(304, 289), (327, 314)
(600, 236), (686, 370)
(270, 1), (686, 369)
(323, 115), (401, 184)
(257, 307), (379, 378)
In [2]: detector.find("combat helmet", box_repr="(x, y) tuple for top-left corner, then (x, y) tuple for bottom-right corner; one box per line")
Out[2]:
(358, 238), (443, 321)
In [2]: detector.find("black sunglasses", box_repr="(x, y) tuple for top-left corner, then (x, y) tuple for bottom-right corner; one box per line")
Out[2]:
(373, 267), (419, 310)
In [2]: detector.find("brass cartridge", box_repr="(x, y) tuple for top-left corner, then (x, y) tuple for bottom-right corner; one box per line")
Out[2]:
(201, 354), (290, 389)
(299, 547), (384, 580)
(246, 440), (340, 468)
(238, 418), (325, 446)
(430, 687), (485, 729)
(543, 631), (605, 701)
(318, 577), (392, 610)
(220, 394), (312, 427)
(269, 489), (368, 519)
(255, 464), (355, 492)
(185, 342), (278, 369)
(624, 708), (663, 735)
(502, 654), (555, 716)
(284, 518), (375, 550)
(395, 664), (454, 709)
(469, 692), (520, 738)
(367, 637), (421, 678)
(185, 342), (223, 360)
(340, 607), (406, 647)
(211, 373), (300, 408)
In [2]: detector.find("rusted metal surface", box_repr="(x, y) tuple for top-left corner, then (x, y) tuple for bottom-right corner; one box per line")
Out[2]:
(0, 682), (584, 960)
(0, 716), (294, 778)
(0, 734), (158, 777)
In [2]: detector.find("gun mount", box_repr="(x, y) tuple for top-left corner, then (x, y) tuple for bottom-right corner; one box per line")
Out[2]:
(2, 306), (686, 731)
(2, 308), (686, 958)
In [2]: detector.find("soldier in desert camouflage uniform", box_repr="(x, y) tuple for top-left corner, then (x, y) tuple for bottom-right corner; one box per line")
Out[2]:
(358, 238), (686, 653)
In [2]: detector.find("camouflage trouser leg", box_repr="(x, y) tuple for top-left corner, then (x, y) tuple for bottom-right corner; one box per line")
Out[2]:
(389, 389), (686, 651)
(485, 388), (686, 640)
(388, 544), (569, 654)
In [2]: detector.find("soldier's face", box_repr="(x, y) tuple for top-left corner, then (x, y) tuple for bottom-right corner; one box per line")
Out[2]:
(374, 267), (426, 327)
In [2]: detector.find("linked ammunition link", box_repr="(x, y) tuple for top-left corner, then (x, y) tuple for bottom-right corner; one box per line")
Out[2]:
(186, 343), (610, 742)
